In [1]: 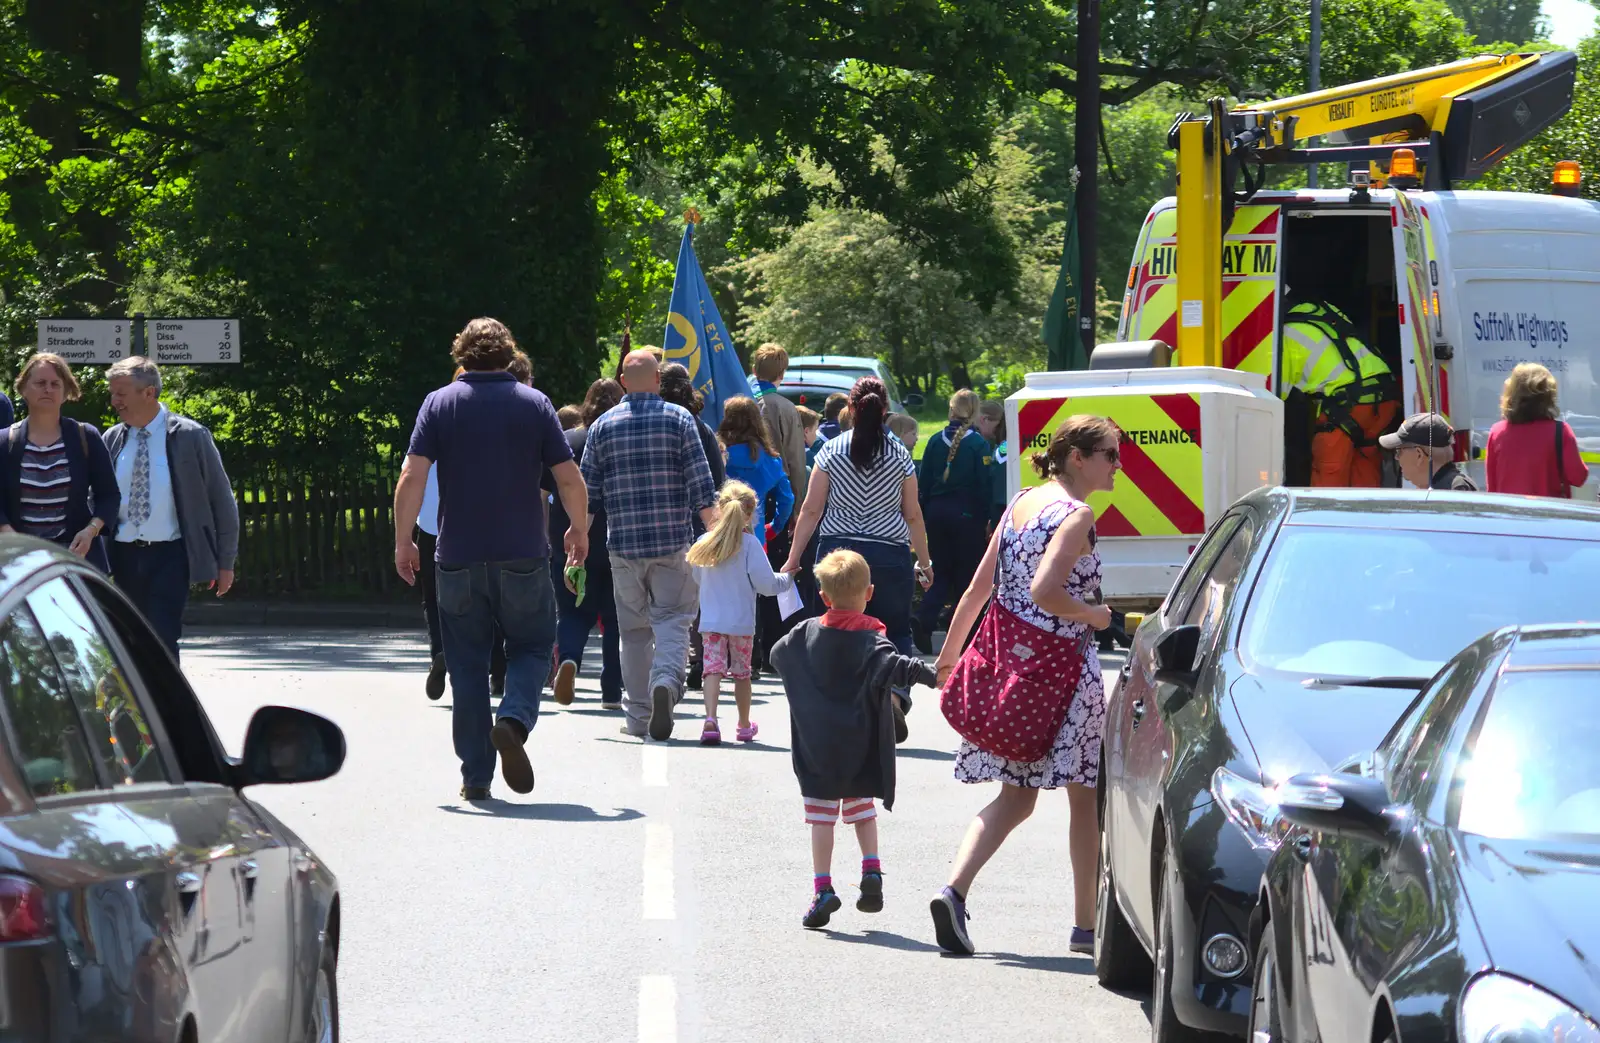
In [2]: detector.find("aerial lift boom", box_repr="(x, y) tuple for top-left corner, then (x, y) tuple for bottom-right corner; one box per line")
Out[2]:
(1173, 51), (1578, 368)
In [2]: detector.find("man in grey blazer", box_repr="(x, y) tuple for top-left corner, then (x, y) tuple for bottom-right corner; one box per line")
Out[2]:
(104, 356), (240, 657)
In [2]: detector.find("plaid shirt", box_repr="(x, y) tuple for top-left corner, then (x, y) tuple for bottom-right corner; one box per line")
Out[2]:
(581, 393), (717, 560)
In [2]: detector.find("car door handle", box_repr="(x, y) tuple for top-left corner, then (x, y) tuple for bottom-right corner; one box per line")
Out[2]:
(240, 859), (259, 881)
(1293, 835), (1313, 862)
(1130, 700), (1146, 728)
(176, 871), (203, 895)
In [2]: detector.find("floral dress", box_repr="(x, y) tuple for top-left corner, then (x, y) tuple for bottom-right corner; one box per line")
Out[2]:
(953, 493), (1105, 789)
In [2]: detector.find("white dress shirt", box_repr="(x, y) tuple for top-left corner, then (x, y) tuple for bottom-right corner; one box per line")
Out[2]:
(418, 464), (440, 537)
(114, 405), (182, 543)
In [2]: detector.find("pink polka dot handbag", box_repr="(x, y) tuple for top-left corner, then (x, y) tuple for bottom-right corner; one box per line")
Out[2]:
(939, 594), (1092, 762)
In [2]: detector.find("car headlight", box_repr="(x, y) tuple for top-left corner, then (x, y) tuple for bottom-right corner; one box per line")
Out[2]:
(1211, 767), (1291, 851)
(1461, 973), (1600, 1043)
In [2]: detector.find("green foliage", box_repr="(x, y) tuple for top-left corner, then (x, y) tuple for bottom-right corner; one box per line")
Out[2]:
(1443, 0), (1547, 48)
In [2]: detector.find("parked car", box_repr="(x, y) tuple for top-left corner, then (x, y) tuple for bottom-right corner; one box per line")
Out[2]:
(1095, 487), (1600, 1042)
(0, 537), (344, 1042)
(1252, 623), (1600, 1043)
(781, 355), (919, 413)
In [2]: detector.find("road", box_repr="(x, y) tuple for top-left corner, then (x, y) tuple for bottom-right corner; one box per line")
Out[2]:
(182, 627), (1154, 1043)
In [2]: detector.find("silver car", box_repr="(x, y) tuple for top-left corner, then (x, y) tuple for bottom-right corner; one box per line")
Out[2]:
(0, 538), (343, 1042)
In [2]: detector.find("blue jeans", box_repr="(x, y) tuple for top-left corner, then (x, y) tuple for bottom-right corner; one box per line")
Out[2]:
(815, 537), (916, 710)
(915, 499), (987, 631)
(437, 558), (557, 788)
(550, 558), (622, 701)
(109, 539), (190, 660)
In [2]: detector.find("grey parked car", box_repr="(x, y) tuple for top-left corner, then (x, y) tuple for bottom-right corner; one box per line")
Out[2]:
(0, 537), (343, 1042)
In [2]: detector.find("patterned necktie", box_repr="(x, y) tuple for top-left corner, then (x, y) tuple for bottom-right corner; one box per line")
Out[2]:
(129, 427), (151, 526)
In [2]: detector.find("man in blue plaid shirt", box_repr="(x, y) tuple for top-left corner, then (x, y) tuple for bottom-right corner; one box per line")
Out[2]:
(582, 350), (718, 740)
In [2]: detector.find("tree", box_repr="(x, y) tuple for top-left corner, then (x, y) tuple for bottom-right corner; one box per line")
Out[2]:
(1479, 35), (1600, 200)
(1442, 0), (1546, 47)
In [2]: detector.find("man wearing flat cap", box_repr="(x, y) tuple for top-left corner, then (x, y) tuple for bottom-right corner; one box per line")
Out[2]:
(1379, 413), (1478, 491)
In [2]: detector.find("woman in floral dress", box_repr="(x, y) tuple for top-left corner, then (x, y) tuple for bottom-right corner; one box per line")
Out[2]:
(928, 414), (1121, 956)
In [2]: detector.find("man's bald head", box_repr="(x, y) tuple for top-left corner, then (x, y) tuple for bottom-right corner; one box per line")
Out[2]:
(621, 350), (662, 394)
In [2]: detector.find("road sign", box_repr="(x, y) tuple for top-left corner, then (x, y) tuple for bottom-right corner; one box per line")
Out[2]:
(35, 319), (133, 365)
(149, 318), (241, 364)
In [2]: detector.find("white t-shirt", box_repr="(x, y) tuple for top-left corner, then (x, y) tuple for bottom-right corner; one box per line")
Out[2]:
(693, 532), (794, 637)
(418, 464), (441, 537)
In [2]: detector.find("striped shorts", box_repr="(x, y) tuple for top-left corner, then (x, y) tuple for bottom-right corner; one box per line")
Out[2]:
(803, 797), (877, 825)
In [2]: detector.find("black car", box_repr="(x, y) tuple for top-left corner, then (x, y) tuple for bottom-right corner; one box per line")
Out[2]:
(1094, 487), (1600, 1042)
(1253, 624), (1600, 1043)
(0, 537), (344, 1042)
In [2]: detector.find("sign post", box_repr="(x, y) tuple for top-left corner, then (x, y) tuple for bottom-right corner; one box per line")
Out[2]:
(35, 316), (240, 364)
(34, 318), (134, 365)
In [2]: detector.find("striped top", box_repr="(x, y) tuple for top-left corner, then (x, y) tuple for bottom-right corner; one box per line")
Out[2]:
(19, 439), (70, 541)
(814, 430), (916, 546)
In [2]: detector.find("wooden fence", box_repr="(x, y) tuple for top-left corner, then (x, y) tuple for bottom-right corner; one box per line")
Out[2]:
(228, 458), (409, 599)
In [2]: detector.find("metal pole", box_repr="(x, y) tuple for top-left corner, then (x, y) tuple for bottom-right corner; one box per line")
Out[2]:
(132, 311), (146, 356)
(1075, 0), (1100, 364)
(1308, 0), (1321, 189)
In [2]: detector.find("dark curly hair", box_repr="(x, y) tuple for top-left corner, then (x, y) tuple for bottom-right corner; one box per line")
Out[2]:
(451, 317), (518, 372)
(659, 363), (704, 416)
(581, 378), (624, 428)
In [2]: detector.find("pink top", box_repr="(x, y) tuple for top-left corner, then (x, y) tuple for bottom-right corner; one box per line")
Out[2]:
(1485, 418), (1588, 498)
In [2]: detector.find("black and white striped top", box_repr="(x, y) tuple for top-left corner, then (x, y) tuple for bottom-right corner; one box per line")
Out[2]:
(19, 439), (69, 541)
(814, 430), (916, 546)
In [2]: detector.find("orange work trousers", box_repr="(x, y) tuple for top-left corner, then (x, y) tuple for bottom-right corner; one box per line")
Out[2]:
(1312, 400), (1401, 487)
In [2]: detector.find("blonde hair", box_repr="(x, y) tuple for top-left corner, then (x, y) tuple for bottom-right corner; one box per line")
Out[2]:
(887, 413), (919, 446)
(978, 399), (1005, 442)
(1500, 362), (1561, 424)
(815, 549), (871, 602)
(1032, 414), (1122, 479)
(940, 388), (983, 482)
(796, 405), (821, 430)
(687, 481), (758, 568)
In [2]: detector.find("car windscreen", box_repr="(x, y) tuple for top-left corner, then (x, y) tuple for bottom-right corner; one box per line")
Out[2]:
(1239, 525), (1600, 679)
(1457, 669), (1600, 840)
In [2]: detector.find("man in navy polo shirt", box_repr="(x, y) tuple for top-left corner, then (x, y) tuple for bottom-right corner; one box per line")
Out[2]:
(394, 318), (589, 801)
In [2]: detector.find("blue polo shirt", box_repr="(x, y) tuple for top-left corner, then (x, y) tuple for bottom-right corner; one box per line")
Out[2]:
(407, 371), (573, 566)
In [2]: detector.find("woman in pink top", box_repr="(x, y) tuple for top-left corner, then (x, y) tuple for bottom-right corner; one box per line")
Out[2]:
(1486, 362), (1589, 498)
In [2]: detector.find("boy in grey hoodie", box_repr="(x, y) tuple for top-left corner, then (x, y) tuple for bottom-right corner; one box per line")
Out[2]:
(771, 549), (936, 928)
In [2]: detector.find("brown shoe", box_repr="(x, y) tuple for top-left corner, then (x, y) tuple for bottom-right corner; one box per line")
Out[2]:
(553, 660), (577, 705)
(491, 718), (534, 794)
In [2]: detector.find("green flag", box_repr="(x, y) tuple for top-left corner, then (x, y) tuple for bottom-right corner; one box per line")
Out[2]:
(1044, 175), (1090, 370)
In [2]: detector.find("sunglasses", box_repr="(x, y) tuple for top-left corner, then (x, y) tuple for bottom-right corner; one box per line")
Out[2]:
(1085, 446), (1120, 464)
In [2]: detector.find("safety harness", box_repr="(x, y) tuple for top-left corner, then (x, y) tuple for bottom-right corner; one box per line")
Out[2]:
(1293, 306), (1399, 448)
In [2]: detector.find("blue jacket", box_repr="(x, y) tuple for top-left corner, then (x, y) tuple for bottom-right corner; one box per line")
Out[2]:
(0, 416), (120, 572)
(724, 442), (794, 542)
(918, 422), (993, 521)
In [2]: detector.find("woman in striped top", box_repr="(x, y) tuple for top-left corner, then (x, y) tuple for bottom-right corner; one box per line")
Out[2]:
(0, 354), (119, 572)
(782, 376), (932, 728)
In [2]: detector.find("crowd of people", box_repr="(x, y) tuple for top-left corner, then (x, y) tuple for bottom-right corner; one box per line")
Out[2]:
(392, 317), (1591, 954)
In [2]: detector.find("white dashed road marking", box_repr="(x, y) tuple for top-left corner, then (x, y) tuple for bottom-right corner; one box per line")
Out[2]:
(643, 745), (669, 787)
(638, 975), (677, 1043)
(643, 823), (674, 920)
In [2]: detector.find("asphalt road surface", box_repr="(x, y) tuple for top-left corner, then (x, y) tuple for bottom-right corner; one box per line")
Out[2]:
(182, 627), (1155, 1043)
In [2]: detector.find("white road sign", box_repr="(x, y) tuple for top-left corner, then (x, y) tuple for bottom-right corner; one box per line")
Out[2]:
(150, 318), (240, 364)
(35, 319), (133, 365)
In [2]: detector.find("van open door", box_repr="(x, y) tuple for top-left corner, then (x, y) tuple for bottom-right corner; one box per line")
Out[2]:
(1391, 193), (1446, 422)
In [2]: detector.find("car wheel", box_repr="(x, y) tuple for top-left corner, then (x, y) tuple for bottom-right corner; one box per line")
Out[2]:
(308, 943), (338, 1043)
(1247, 929), (1284, 1042)
(1151, 850), (1203, 1043)
(1095, 824), (1151, 989)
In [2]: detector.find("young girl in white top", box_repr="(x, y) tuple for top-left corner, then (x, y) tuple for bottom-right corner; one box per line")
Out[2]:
(687, 481), (795, 745)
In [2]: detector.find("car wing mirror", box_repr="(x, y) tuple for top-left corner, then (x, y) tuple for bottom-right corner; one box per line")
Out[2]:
(1278, 772), (1397, 843)
(236, 706), (346, 787)
(1153, 624), (1202, 709)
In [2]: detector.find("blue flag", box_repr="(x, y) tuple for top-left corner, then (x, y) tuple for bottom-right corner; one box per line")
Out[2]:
(663, 223), (746, 429)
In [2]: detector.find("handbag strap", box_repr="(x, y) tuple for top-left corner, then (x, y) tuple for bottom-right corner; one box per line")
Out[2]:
(1556, 419), (1570, 498)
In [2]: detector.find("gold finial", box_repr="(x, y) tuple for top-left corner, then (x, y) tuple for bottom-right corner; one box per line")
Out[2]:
(684, 208), (702, 226)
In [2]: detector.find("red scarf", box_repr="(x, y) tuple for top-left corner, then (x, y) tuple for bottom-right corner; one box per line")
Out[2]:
(821, 609), (886, 633)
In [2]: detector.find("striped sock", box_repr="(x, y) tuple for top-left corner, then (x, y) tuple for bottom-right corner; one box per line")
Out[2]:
(814, 874), (833, 894)
(862, 856), (881, 875)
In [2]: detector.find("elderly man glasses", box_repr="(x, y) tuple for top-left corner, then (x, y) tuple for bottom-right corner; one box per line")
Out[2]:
(1379, 413), (1478, 492)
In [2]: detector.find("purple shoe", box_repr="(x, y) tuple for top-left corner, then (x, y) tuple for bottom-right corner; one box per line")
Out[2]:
(1070, 926), (1094, 954)
(930, 886), (974, 954)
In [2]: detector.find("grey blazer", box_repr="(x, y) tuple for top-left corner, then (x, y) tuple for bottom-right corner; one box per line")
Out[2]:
(103, 412), (240, 582)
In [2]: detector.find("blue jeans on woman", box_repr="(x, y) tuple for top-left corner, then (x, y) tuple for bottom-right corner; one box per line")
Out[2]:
(549, 558), (622, 702)
(814, 536), (917, 710)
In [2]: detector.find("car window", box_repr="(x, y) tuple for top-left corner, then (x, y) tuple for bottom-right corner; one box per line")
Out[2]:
(0, 604), (99, 797)
(27, 580), (166, 787)
(1239, 526), (1600, 679)
(1384, 649), (1481, 807)
(1455, 669), (1600, 839)
(1163, 513), (1245, 623)
(1180, 516), (1257, 648)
